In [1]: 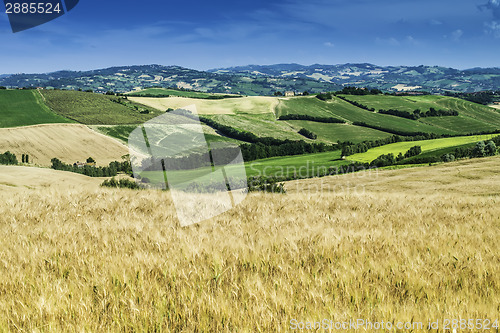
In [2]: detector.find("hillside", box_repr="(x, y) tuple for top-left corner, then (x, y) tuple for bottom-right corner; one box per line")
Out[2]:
(0, 165), (103, 192)
(5, 63), (500, 95)
(40, 90), (164, 125)
(0, 156), (497, 330)
(210, 63), (500, 93)
(0, 65), (339, 95)
(0, 89), (73, 128)
(0, 124), (129, 166)
(289, 154), (500, 196)
(127, 88), (241, 98)
(131, 93), (500, 146)
(127, 96), (278, 115)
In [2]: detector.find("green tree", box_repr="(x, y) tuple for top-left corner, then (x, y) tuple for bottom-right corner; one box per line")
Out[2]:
(485, 141), (497, 156)
(472, 141), (486, 157)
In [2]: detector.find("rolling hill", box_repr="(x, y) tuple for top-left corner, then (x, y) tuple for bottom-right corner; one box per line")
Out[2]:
(0, 65), (340, 95)
(210, 63), (500, 93)
(0, 89), (73, 128)
(4, 63), (500, 95)
(0, 165), (103, 192)
(40, 90), (164, 125)
(0, 124), (129, 166)
(0, 155), (498, 330)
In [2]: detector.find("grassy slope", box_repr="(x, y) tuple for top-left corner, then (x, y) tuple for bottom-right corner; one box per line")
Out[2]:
(0, 157), (498, 330)
(206, 113), (307, 141)
(347, 134), (498, 163)
(121, 95), (500, 144)
(127, 88), (239, 98)
(344, 95), (500, 134)
(141, 150), (348, 184)
(285, 121), (392, 143)
(340, 94), (444, 112)
(278, 96), (454, 135)
(95, 124), (240, 145)
(40, 90), (164, 125)
(0, 90), (73, 127)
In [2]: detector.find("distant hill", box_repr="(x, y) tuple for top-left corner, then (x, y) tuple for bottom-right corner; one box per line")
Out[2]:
(209, 63), (500, 93)
(0, 65), (340, 95)
(3, 63), (500, 94)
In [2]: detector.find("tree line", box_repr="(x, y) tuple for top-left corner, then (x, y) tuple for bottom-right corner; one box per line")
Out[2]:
(378, 108), (458, 120)
(51, 158), (131, 177)
(336, 86), (383, 95)
(335, 95), (375, 111)
(369, 146), (422, 167)
(240, 141), (334, 161)
(340, 132), (468, 158)
(445, 91), (500, 105)
(278, 114), (345, 123)
(298, 128), (317, 139)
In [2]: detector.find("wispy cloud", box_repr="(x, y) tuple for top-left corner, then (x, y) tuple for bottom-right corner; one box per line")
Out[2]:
(451, 29), (463, 41)
(479, 0), (500, 37)
(479, 0), (500, 19)
(484, 21), (500, 37)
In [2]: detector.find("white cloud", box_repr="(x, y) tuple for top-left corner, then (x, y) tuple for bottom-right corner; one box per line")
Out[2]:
(323, 41), (334, 47)
(375, 37), (400, 46)
(484, 20), (500, 37)
(451, 29), (463, 41)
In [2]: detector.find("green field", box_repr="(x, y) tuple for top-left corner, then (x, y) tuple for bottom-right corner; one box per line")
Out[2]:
(401, 142), (477, 163)
(96, 124), (241, 146)
(284, 121), (392, 143)
(341, 94), (500, 134)
(278, 96), (455, 135)
(340, 94), (447, 113)
(206, 113), (308, 141)
(40, 90), (164, 125)
(347, 134), (498, 163)
(94, 125), (138, 143)
(244, 150), (348, 178)
(127, 88), (240, 99)
(0, 90), (73, 127)
(140, 149), (349, 184)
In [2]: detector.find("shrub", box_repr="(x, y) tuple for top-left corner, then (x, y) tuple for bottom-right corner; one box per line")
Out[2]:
(298, 128), (317, 140)
(101, 177), (141, 189)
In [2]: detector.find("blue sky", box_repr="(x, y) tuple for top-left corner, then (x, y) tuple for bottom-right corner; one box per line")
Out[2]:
(1, 0), (500, 73)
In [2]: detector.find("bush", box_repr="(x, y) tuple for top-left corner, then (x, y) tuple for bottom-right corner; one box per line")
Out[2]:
(247, 176), (286, 194)
(101, 177), (141, 189)
(316, 93), (333, 101)
(298, 128), (317, 140)
(0, 151), (18, 165)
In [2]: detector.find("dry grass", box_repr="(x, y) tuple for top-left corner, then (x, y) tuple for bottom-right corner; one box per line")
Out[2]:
(0, 124), (129, 166)
(288, 155), (500, 197)
(128, 96), (278, 115)
(0, 159), (498, 331)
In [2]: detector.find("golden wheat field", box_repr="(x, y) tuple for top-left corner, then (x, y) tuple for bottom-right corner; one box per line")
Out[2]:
(0, 158), (498, 332)
(0, 124), (129, 167)
(128, 96), (278, 115)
